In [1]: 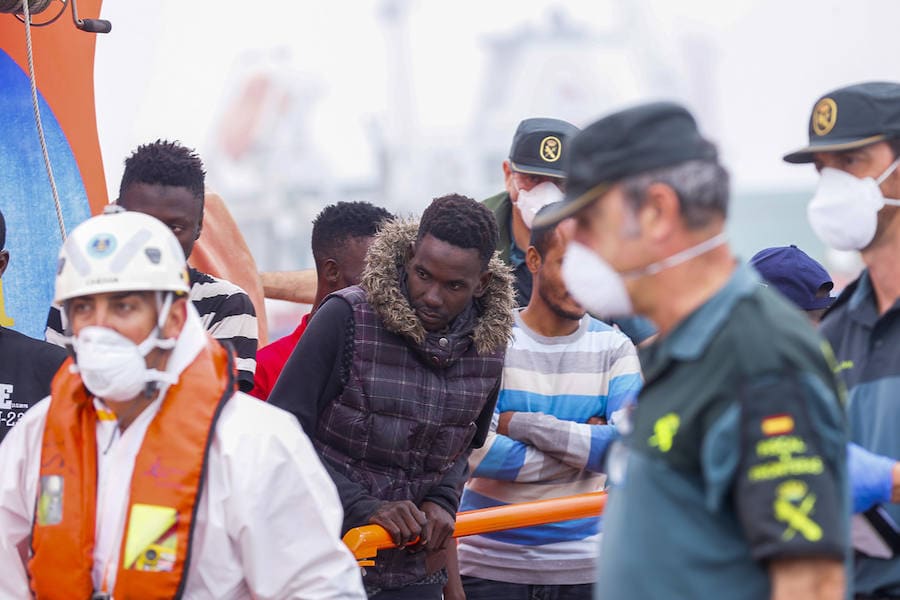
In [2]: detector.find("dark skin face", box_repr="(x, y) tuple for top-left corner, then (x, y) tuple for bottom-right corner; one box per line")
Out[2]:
(528, 225), (585, 323)
(404, 234), (492, 332)
(314, 235), (374, 309)
(0, 249), (8, 279)
(117, 183), (202, 260)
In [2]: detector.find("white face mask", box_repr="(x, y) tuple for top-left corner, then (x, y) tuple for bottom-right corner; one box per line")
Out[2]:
(70, 295), (177, 402)
(562, 232), (728, 318)
(516, 181), (563, 229)
(807, 158), (900, 251)
(562, 241), (634, 317)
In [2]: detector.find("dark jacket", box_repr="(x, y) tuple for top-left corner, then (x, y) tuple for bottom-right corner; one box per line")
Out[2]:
(482, 191), (534, 306)
(270, 219), (515, 590)
(482, 190), (513, 265)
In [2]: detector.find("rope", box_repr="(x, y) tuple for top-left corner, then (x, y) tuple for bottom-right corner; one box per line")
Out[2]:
(22, 0), (67, 241)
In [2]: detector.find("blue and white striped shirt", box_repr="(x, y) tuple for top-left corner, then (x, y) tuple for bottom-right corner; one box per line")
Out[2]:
(458, 311), (642, 585)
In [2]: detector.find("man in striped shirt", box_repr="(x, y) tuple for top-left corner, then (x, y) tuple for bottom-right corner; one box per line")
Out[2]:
(46, 141), (259, 391)
(450, 216), (642, 600)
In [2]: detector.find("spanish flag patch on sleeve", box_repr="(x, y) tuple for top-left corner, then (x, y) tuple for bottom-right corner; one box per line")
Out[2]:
(761, 414), (795, 437)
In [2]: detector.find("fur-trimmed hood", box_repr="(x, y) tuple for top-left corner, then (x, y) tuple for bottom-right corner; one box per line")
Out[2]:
(360, 218), (515, 355)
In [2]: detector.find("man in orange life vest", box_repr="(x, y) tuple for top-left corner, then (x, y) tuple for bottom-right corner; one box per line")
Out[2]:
(0, 207), (364, 599)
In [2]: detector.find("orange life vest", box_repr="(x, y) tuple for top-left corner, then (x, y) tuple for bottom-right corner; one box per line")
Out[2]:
(29, 337), (235, 599)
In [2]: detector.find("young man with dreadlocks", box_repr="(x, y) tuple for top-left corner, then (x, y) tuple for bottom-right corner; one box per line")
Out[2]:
(46, 140), (260, 392)
(251, 201), (393, 400)
(270, 195), (516, 599)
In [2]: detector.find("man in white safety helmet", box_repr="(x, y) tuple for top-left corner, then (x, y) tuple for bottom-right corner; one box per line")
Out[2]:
(0, 207), (365, 599)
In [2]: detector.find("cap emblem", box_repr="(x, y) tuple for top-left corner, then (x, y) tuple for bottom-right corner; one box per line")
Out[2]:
(812, 97), (838, 136)
(87, 234), (117, 258)
(540, 136), (562, 162)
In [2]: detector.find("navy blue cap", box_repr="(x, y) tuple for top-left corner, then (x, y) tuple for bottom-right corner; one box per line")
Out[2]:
(750, 245), (834, 311)
(784, 82), (900, 164)
(509, 117), (580, 178)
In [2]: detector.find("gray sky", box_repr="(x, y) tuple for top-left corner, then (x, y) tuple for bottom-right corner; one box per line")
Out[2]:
(94, 0), (900, 197)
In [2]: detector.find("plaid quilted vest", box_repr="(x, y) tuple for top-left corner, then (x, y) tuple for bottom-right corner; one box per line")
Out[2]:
(317, 286), (504, 589)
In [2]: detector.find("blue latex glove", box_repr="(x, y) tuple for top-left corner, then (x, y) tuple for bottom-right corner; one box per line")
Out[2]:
(848, 442), (896, 513)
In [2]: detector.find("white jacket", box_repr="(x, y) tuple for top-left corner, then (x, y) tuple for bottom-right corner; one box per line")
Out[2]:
(0, 309), (365, 599)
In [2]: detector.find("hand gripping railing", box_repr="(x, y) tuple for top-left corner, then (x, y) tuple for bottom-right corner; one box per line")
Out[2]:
(342, 491), (607, 566)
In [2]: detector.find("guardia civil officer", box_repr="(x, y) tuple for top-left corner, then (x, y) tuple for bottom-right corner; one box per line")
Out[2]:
(535, 102), (849, 600)
(485, 117), (656, 345)
(483, 117), (577, 307)
(785, 81), (900, 598)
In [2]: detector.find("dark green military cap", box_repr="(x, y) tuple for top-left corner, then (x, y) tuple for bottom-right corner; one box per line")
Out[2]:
(783, 81), (900, 164)
(533, 101), (717, 227)
(508, 117), (580, 178)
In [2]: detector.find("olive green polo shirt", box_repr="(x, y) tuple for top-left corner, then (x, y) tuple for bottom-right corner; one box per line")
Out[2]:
(596, 265), (849, 600)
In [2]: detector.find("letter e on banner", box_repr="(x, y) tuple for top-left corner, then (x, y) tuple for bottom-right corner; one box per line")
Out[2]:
(0, 384), (12, 410)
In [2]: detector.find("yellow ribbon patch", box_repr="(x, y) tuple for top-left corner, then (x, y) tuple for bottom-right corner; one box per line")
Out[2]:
(124, 504), (178, 572)
(648, 413), (680, 453)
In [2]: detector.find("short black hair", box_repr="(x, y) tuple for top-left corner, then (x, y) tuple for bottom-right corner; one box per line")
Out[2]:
(0, 207), (5, 250)
(311, 201), (393, 266)
(529, 220), (559, 259)
(119, 140), (206, 212)
(417, 194), (498, 269)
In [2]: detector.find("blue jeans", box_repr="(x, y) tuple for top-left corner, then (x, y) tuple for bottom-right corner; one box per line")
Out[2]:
(461, 576), (593, 600)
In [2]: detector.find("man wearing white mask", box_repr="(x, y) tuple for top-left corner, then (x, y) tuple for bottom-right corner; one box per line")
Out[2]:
(785, 81), (900, 598)
(0, 207), (365, 599)
(535, 101), (849, 600)
(483, 117), (578, 307)
(484, 118), (657, 345)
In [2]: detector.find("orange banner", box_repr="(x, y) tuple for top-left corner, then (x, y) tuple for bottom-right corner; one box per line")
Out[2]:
(0, 0), (106, 213)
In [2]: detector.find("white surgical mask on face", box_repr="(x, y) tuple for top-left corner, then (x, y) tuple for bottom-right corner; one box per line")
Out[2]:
(70, 295), (178, 402)
(562, 232), (728, 318)
(807, 158), (900, 251)
(562, 242), (634, 317)
(516, 181), (563, 229)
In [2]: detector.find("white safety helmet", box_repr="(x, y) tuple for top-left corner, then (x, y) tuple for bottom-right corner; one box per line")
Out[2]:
(55, 205), (190, 303)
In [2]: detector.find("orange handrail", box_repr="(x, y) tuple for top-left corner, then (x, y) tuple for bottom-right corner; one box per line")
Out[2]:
(343, 491), (606, 563)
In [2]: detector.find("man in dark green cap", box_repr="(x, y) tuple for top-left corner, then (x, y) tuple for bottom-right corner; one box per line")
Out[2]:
(785, 81), (900, 598)
(483, 117), (578, 307)
(484, 117), (657, 345)
(535, 101), (849, 599)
